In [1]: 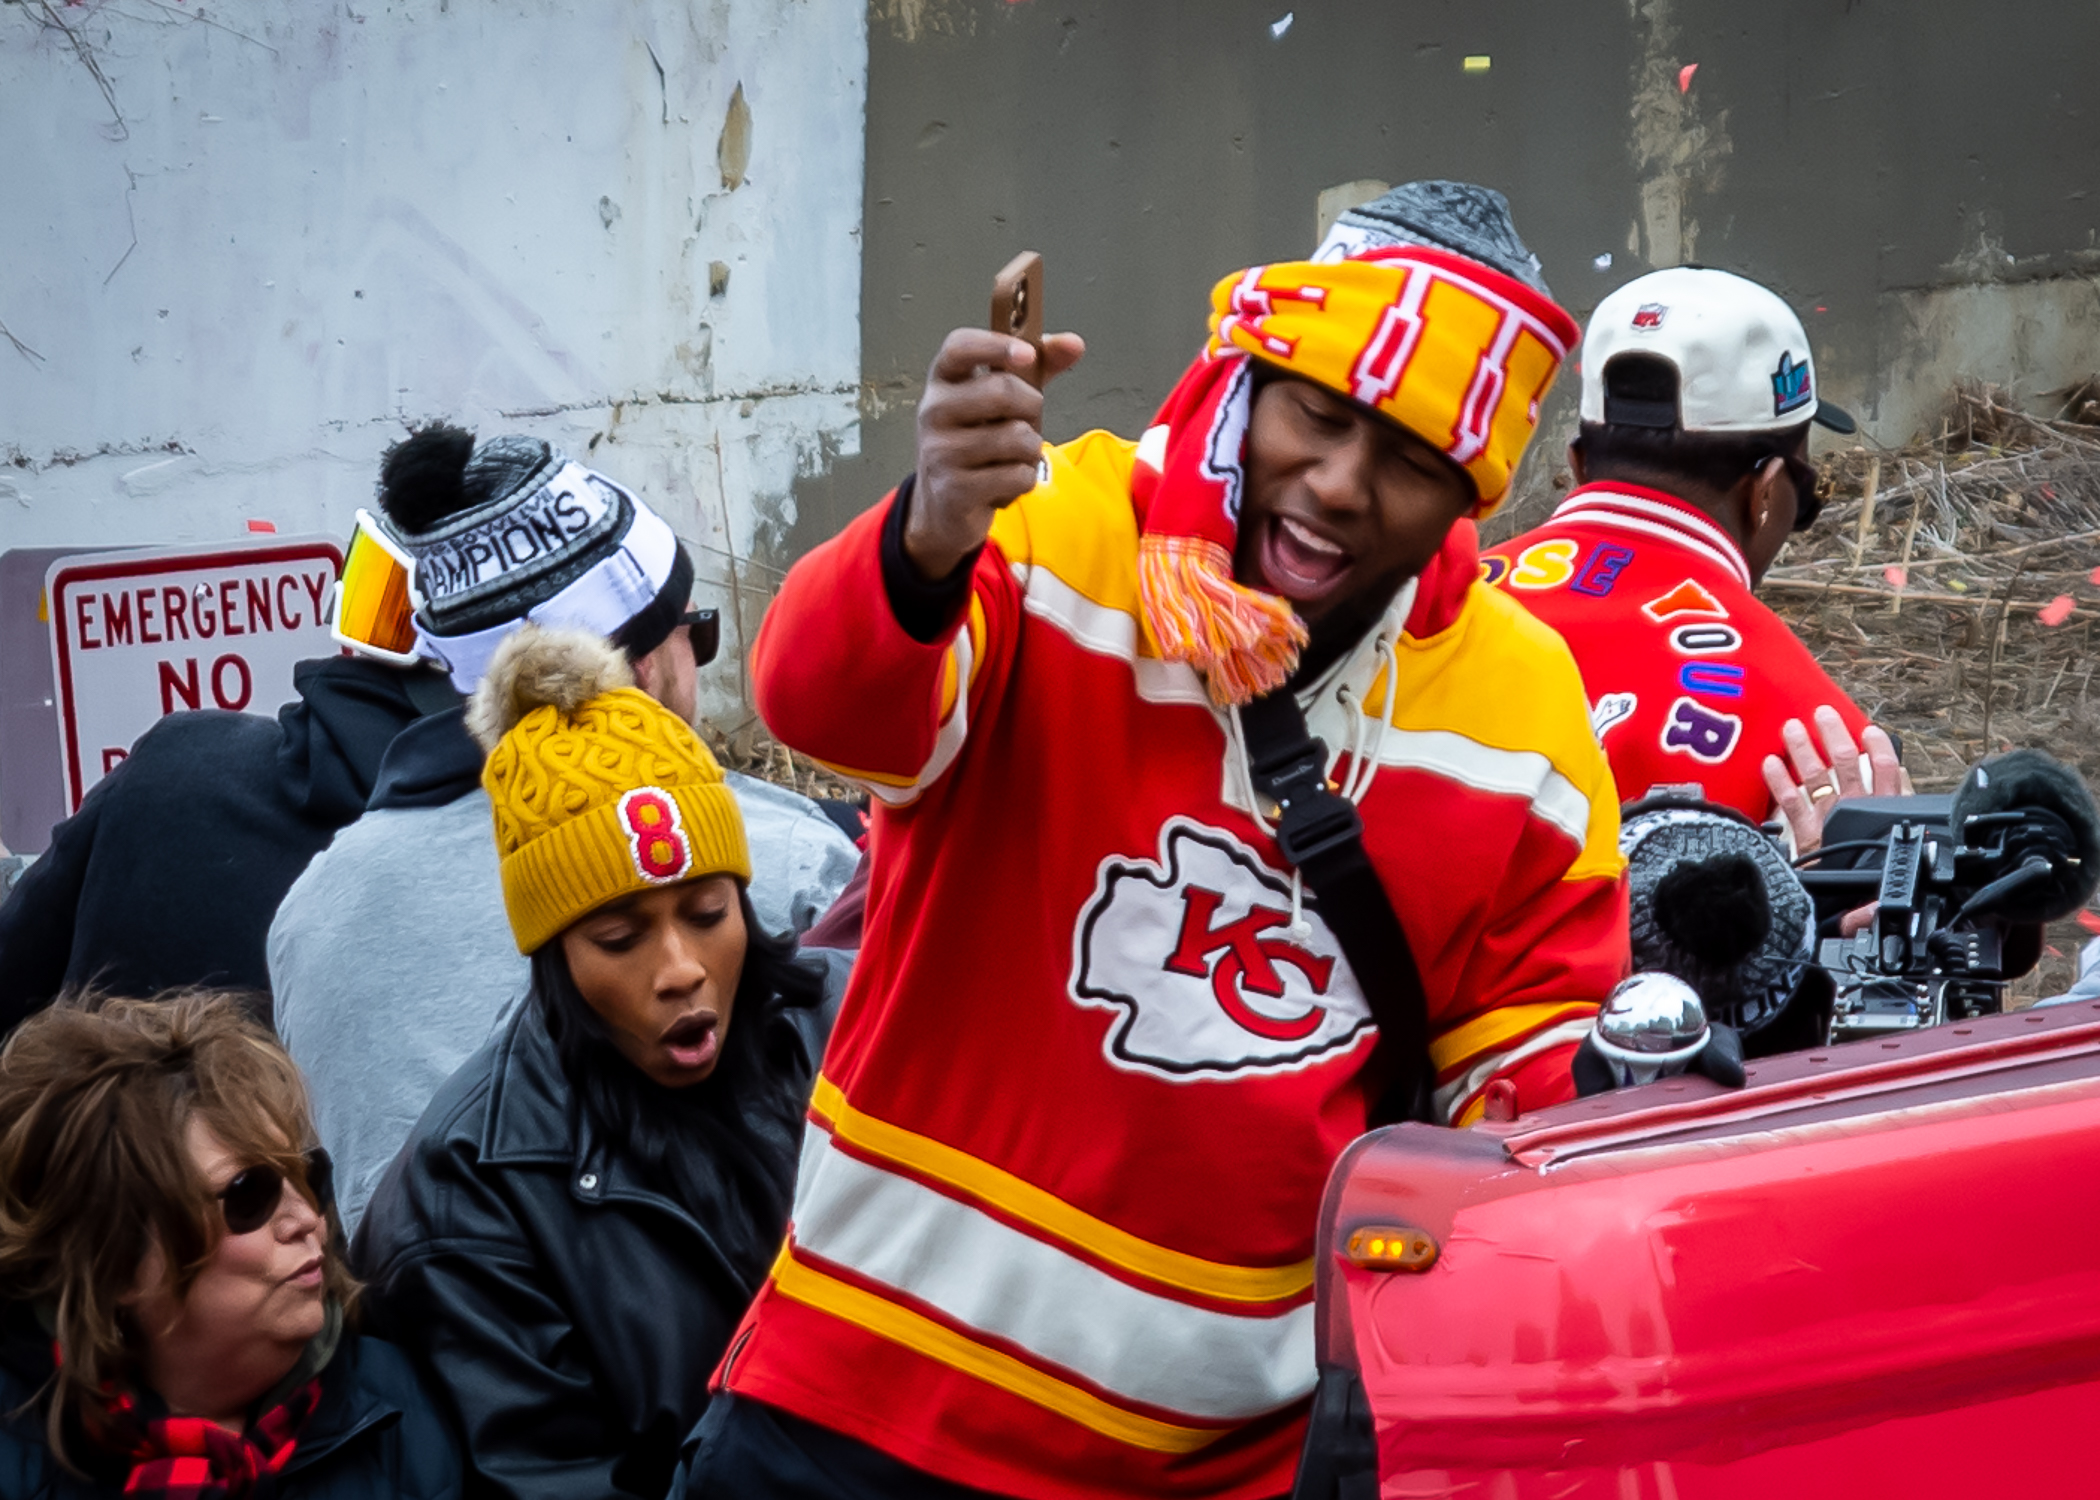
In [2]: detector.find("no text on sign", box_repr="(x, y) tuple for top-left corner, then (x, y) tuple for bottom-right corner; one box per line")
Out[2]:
(48, 538), (344, 812)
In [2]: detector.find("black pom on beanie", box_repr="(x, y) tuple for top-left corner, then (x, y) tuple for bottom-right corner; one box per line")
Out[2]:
(1653, 852), (1771, 968)
(377, 425), (475, 536)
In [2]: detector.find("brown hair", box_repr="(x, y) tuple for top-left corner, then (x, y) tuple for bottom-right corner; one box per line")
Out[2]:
(0, 990), (355, 1464)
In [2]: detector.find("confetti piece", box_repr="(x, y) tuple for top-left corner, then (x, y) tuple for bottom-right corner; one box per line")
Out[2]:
(2044, 484), (2059, 500)
(1269, 11), (1292, 38)
(2089, 565), (2100, 586)
(246, 519), (277, 533)
(1462, 54), (1491, 72)
(2040, 594), (2077, 626)
(2079, 910), (2100, 935)
(1677, 62), (1699, 92)
(1948, 578), (1969, 593)
(1883, 565), (1908, 589)
(1593, 252), (1614, 271)
(2048, 944), (2065, 959)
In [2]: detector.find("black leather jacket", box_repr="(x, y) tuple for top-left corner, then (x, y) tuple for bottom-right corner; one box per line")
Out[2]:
(351, 974), (834, 1500)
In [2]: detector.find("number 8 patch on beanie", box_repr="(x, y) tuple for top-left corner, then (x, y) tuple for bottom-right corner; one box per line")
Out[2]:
(466, 625), (750, 954)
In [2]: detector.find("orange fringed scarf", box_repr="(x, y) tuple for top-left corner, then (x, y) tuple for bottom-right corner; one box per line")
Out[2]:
(1131, 244), (1579, 706)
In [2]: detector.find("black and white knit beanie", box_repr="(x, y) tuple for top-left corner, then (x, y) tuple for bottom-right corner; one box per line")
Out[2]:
(375, 425), (694, 693)
(1620, 798), (1814, 1036)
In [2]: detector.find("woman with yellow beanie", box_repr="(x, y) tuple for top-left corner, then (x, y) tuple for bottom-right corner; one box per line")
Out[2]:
(349, 626), (830, 1500)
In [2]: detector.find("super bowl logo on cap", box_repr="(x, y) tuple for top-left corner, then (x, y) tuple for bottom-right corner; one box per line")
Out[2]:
(1772, 351), (1813, 417)
(1632, 303), (1667, 329)
(618, 787), (691, 883)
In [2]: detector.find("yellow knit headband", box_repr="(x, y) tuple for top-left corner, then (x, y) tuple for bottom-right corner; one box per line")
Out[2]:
(1206, 245), (1581, 512)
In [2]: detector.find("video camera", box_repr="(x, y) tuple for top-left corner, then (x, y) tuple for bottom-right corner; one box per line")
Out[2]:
(1799, 749), (2100, 1043)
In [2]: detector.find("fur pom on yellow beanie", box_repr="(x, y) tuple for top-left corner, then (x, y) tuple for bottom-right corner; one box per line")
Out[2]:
(470, 625), (750, 953)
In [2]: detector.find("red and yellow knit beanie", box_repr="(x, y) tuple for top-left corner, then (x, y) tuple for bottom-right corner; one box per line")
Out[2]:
(467, 625), (750, 954)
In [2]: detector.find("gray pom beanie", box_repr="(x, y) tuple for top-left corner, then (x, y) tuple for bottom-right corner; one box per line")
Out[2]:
(1317, 179), (1551, 296)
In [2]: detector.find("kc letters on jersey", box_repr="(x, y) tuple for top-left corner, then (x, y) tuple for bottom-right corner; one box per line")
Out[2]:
(1071, 818), (1373, 1077)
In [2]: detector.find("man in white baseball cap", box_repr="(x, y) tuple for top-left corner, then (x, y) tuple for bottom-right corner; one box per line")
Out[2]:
(1484, 265), (1906, 841)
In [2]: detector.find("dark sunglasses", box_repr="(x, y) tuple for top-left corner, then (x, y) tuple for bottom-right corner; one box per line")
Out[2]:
(1779, 452), (1825, 532)
(217, 1147), (333, 1236)
(680, 607), (721, 668)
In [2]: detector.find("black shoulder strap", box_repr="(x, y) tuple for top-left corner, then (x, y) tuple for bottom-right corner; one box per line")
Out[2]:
(1240, 690), (1432, 1126)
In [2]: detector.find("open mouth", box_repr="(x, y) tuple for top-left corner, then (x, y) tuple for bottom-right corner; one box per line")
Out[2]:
(659, 1011), (720, 1073)
(1253, 514), (1353, 604)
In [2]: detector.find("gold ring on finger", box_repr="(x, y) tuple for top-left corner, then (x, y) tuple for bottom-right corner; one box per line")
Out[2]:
(1808, 782), (1838, 803)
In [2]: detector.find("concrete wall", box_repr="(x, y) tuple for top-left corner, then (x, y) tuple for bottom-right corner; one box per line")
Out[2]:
(792, 0), (2100, 550)
(9, 0), (2099, 703)
(0, 0), (867, 721)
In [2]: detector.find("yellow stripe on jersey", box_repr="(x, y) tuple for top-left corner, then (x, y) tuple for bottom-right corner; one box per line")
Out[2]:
(1429, 1000), (1600, 1077)
(1368, 585), (1623, 881)
(805, 756), (922, 790)
(936, 595), (990, 722)
(988, 433), (1151, 641)
(769, 1244), (1225, 1455)
(810, 1077), (1314, 1305)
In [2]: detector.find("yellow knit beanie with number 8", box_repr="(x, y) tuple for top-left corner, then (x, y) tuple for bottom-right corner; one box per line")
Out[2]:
(467, 625), (750, 954)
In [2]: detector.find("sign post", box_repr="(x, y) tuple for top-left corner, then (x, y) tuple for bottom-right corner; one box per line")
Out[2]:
(46, 539), (345, 814)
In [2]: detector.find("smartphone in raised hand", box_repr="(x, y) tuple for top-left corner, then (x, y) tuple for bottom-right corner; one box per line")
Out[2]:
(990, 251), (1045, 390)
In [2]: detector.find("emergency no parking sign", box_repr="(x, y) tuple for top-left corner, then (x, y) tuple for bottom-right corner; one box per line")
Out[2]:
(47, 538), (344, 812)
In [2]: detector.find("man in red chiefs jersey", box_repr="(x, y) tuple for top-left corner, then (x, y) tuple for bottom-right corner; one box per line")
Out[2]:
(678, 183), (1629, 1500)
(1484, 266), (1906, 835)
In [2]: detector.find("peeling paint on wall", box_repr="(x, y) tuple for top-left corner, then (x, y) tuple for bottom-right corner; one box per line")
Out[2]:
(0, 0), (869, 723)
(1626, 0), (1730, 269)
(877, 0), (978, 45)
(718, 82), (753, 191)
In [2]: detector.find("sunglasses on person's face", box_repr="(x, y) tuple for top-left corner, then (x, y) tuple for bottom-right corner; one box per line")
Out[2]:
(1781, 452), (1825, 532)
(216, 1148), (333, 1236)
(680, 607), (721, 668)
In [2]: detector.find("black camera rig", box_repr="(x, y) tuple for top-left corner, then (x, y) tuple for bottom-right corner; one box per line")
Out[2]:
(1800, 770), (2092, 1042)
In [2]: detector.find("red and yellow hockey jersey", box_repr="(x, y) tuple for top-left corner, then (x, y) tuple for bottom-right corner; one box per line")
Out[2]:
(1484, 482), (1872, 822)
(729, 431), (1629, 1500)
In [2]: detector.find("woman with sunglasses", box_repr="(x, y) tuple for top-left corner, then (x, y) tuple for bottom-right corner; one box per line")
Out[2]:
(0, 990), (461, 1499)
(352, 626), (828, 1500)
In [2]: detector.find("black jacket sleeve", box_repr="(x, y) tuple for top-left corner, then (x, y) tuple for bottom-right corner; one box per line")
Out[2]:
(879, 473), (981, 645)
(0, 791), (98, 1033)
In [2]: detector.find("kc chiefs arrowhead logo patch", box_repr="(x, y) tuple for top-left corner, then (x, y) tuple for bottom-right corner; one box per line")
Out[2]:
(1070, 818), (1373, 1078)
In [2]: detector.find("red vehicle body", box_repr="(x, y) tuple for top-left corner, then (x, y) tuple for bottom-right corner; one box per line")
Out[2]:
(1311, 999), (2100, 1497)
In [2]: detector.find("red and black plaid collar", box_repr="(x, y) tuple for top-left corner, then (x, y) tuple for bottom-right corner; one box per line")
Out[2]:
(103, 1374), (322, 1500)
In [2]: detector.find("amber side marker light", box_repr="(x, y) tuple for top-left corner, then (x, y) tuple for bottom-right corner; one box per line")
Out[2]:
(1344, 1225), (1438, 1272)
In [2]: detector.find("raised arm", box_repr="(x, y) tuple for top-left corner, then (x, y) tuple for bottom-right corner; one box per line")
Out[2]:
(752, 328), (1080, 806)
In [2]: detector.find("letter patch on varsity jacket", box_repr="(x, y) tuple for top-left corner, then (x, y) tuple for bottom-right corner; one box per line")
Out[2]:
(1070, 818), (1373, 1077)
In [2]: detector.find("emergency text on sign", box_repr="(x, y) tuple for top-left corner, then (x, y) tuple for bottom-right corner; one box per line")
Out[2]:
(71, 571), (334, 650)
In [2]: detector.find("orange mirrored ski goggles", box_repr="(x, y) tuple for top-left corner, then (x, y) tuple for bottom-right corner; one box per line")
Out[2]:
(328, 509), (425, 665)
